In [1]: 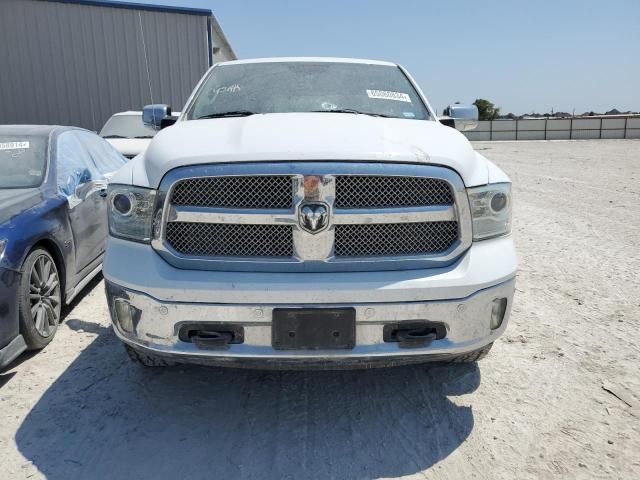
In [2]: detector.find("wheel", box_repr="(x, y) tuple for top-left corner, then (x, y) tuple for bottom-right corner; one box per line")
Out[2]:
(124, 344), (176, 367)
(18, 248), (62, 350)
(448, 342), (493, 363)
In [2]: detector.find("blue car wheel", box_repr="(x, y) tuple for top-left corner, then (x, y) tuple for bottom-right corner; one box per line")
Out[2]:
(18, 248), (62, 350)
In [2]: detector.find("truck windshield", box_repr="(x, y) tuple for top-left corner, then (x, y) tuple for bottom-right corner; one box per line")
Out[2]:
(186, 62), (430, 121)
(0, 136), (47, 189)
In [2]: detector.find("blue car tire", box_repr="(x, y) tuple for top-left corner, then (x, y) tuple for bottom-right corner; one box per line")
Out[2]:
(18, 248), (62, 350)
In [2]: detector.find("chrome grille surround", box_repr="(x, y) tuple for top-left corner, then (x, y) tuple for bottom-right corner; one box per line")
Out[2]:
(153, 162), (472, 273)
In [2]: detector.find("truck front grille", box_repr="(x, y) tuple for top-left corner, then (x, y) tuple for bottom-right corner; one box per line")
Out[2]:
(171, 175), (293, 209)
(158, 163), (470, 272)
(335, 221), (458, 257)
(166, 222), (293, 257)
(335, 176), (453, 208)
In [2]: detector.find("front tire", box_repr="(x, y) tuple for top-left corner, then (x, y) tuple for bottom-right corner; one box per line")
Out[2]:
(18, 248), (62, 350)
(448, 342), (493, 363)
(124, 344), (176, 367)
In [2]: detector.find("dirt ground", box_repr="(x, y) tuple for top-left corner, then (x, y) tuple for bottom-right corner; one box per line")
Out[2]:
(0, 139), (639, 479)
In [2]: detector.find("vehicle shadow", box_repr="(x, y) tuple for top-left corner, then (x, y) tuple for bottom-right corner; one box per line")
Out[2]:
(16, 320), (479, 479)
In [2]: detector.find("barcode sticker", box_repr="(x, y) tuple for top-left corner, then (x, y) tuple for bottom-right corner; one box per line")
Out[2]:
(0, 141), (30, 151)
(366, 90), (411, 103)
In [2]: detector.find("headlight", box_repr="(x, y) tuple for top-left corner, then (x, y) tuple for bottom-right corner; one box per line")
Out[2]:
(107, 185), (157, 242)
(467, 183), (512, 240)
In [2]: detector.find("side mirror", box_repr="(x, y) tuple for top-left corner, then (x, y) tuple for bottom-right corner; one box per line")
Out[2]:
(78, 168), (92, 185)
(72, 168), (93, 200)
(74, 184), (91, 201)
(160, 116), (178, 129)
(440, 104), (479, 131)
(143, 104), (172, 129)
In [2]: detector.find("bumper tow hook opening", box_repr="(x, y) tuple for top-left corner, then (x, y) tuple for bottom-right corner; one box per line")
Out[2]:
(191, 331), (234, 350)
(395, 329), (438, 349)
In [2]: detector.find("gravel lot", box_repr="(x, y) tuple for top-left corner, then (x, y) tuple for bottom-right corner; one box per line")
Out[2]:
(1, 139), (639, 479)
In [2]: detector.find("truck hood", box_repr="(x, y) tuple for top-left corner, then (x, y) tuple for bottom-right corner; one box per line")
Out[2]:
(135, 113), (489, 187)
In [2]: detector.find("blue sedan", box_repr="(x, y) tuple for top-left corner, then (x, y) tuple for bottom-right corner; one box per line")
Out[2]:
(0, 125), (127, 369)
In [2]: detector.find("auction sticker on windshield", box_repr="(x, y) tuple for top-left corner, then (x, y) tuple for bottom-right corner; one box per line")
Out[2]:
(366, 90), (411, 103)
(0, 141), (29, 151)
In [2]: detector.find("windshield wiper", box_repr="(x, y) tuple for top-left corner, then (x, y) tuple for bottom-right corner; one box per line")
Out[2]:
(102, 135), (127, 139)
(134, 136), (154, 139)
(194, 111), (256, 120)
(310, 109), (395, 118)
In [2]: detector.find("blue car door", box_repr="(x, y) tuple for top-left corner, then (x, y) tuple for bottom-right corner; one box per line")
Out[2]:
(75, 131), (128, 255)
(56, 131), (108, 280)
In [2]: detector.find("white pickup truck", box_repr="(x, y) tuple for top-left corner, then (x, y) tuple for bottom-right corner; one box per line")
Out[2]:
(104, 57), (516, 368)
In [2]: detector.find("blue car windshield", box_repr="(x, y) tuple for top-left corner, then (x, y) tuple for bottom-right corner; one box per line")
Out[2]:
(0, 136), (47, 188)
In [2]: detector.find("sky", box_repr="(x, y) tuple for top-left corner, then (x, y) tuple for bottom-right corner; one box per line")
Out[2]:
(132, 0), (640, 115)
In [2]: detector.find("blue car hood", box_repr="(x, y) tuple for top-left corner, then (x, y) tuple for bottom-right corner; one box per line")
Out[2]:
(0, 188), (43, 226)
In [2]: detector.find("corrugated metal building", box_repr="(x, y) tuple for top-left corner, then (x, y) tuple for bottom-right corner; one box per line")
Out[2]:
(0, 0), (236, 131)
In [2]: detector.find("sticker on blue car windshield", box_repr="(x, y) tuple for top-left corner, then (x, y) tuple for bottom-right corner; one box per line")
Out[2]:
(366, 90), (411, 103)
(0, 141), (30, 151)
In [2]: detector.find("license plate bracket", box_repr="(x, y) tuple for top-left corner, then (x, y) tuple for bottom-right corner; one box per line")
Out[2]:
(272, 308), (356, 350)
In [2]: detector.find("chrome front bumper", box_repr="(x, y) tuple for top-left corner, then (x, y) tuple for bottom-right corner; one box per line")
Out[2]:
(106, 277), (515, 369)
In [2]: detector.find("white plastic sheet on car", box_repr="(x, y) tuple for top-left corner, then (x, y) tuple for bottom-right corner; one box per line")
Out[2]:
(56, 131), (98, 198)
(56, 130), (126, 198)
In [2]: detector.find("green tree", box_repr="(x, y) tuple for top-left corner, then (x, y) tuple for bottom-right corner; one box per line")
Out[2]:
(473, 99), (501, 120)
